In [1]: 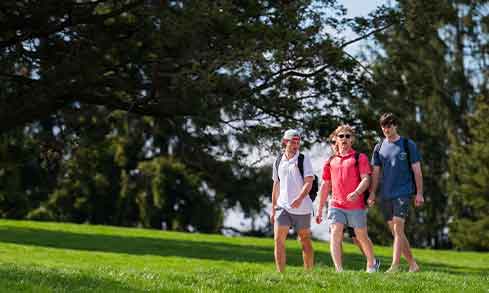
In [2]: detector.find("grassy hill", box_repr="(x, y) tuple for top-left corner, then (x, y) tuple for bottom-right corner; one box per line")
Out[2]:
(0, 220), (488, 292)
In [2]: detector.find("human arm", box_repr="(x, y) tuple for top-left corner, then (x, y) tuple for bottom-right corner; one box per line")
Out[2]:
(346, 174), (370, 201)
(316, 180), (331, 223)
(368, 145), (382, 207)
(411, 162), (424, 207)
(347, 153), (372, 202)
(407, 140), (424, 207)
(270, 180), (280, 225)
(290, 154), (314, 208)
(368, 166), (381, 206)
(290, 176), (313, 208)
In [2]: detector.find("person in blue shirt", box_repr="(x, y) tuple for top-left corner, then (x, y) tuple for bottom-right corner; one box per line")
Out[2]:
(368, 113), (425, 273)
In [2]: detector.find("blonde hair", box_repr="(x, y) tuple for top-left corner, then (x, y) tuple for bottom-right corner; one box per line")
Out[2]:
(331, 124), (356, 155)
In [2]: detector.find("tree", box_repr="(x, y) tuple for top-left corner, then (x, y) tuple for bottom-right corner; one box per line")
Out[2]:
(448, 96), (489, 251)
(1, 0), (364, 138)
(137, 157), (223, 232)
(1, 1), (383, 232)
(0, 124), (62, 220)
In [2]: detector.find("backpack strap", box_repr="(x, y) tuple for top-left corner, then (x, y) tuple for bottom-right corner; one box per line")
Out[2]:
(276, 153), (306, 181)
(402, 137), (417, 194)
(374, 139), (384, 154)
(402, 137), (411, 165)
(354, 152), (360, 169)
(372, 139), (384, 171)
(354, 151), (364, 179)
(297, 153), (305, 179)
(275, 153), (283, 181)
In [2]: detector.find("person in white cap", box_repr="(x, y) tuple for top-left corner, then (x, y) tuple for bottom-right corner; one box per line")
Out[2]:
(271, 129), (314, 272)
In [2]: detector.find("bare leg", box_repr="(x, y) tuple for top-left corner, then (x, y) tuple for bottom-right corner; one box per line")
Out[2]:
(388, 218), (418, 271)
(274, 224), (289, 272)
(352, 236), (366, 257)
(297, 228), (314, 270)
(330, 223), (345, 272)
(353, 227), (375, 269)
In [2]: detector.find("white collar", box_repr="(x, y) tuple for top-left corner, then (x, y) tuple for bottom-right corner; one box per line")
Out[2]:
(282, 151), (299, 162)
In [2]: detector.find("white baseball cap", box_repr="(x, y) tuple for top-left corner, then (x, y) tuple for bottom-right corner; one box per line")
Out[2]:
(282, 129), (301, 140)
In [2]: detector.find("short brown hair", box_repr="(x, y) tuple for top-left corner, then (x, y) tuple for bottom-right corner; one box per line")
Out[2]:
(380, 112), (398, 127)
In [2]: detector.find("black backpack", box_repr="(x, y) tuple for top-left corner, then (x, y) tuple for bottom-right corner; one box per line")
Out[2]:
(374, 137), (416, 194)
(275, 153), (319, 201)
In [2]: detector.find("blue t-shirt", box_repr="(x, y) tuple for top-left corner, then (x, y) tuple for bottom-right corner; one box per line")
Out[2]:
(371, 137), (421, 199)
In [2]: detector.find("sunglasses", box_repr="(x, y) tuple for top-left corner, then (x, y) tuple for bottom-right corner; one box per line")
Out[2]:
(337, 134), (351, 139)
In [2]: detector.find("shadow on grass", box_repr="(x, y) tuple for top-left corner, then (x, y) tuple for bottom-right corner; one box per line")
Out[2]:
(0, 262), (141, 292)
(0, 225), (487, 275)
(0, 225), (307, 266)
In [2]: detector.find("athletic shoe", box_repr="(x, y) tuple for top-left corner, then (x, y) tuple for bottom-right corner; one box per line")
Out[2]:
(408, 264), (420, 272)
(385, 264), (401, 273)
(366, 258), (381, 273)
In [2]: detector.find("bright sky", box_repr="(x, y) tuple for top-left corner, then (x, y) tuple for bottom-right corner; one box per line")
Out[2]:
(340, 0), (390, 54)
(341, 0), (388, 17)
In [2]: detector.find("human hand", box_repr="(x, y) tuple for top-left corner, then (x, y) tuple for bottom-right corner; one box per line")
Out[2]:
(415, 194), (424, 207)
(367, 193), (376, 207)
(316, 213), (323, 224)
(291, 196), (303, 208)
(346, 191), (359, 202)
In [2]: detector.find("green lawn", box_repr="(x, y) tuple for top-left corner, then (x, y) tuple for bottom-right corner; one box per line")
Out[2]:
(0, 220), (487, 292)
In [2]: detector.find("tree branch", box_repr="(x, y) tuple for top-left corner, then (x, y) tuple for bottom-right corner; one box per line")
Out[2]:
(0, 0), (145, 50)
(340, 22), (395, 49)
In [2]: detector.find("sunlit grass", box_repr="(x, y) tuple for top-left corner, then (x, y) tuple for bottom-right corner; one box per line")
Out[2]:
(0, 220), (488, 292)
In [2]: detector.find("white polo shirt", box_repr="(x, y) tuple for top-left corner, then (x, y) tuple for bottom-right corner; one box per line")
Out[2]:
(272, 152), (314, 215)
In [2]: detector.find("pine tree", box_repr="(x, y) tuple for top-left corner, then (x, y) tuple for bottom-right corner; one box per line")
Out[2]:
(448, 96), (489, 251)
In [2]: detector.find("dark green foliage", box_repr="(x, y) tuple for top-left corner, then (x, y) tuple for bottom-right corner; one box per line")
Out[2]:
(0, 129), (56, 219)
(448, 98), (489, 250)
(450, 219), (489, 251)
(1, 0), (366, 233)
(137, 157), (222, 232)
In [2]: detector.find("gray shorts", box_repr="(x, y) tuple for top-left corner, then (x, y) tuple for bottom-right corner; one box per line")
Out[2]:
(327, 208), (367, 228)
(275, 207), (311, 231)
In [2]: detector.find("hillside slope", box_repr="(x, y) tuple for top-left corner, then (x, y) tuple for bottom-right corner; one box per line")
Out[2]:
(0, 220), (487, 292)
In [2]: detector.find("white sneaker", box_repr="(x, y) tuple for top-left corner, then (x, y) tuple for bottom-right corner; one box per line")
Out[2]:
(366, 258), (381, 273)
(385, 264), (401, 273)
